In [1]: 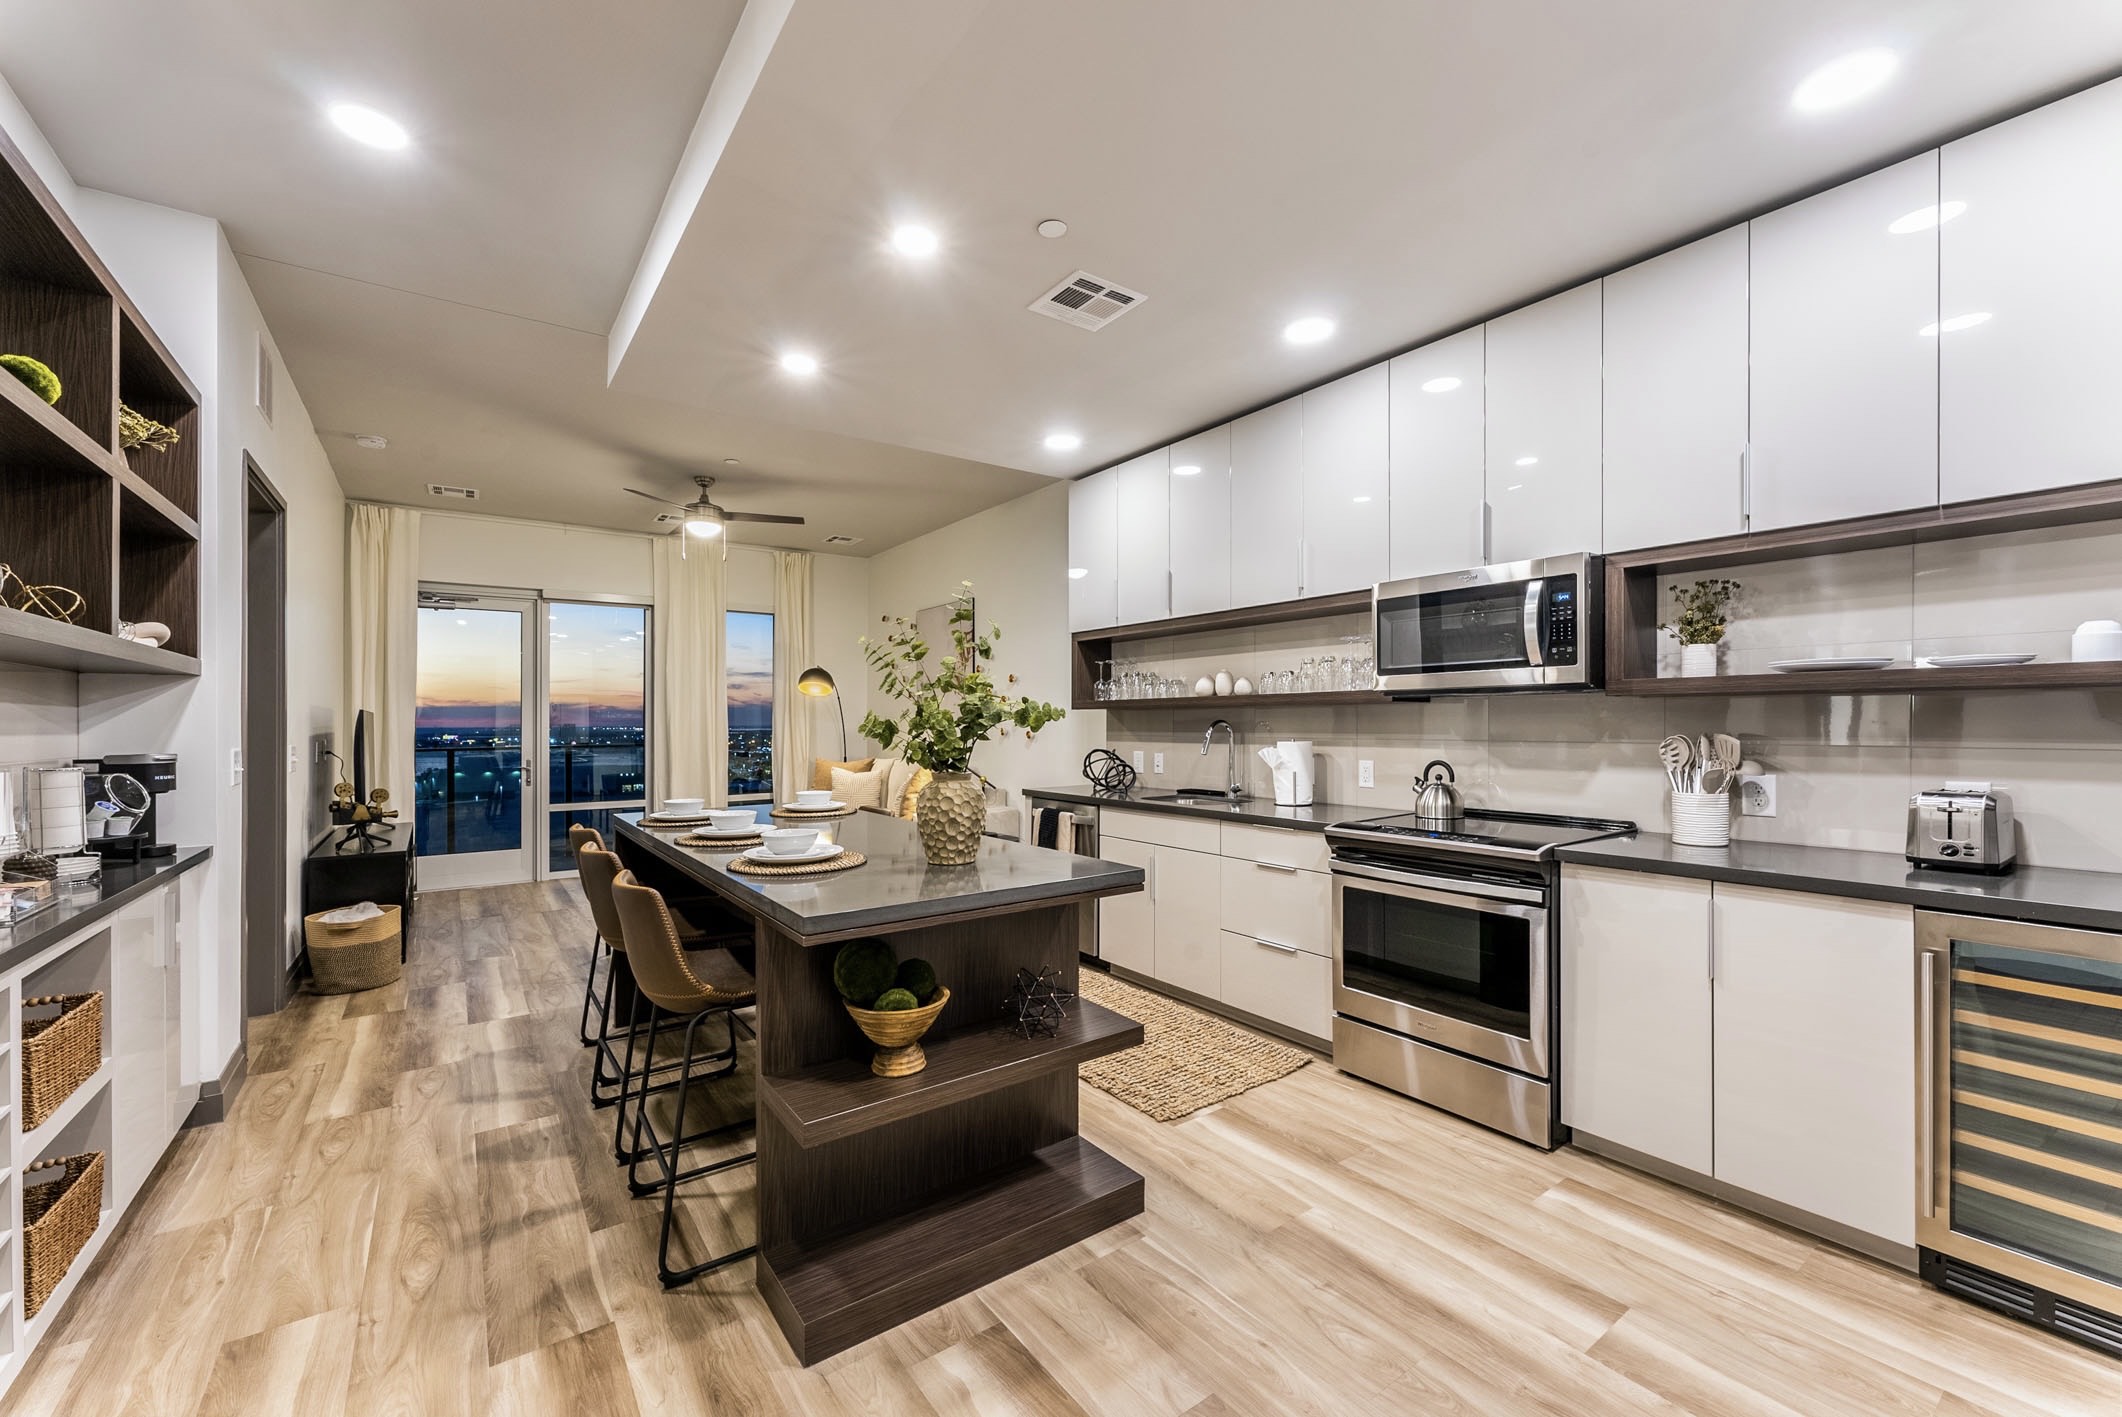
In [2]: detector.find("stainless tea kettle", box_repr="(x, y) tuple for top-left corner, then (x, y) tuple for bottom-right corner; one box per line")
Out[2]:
(1413, 759), (1463, 822)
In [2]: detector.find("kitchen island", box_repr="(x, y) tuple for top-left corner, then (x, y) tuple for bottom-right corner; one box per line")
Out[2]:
(614, 810), (1146, 1364)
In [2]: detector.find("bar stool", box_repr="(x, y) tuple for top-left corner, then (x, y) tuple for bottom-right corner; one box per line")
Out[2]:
(610, 868), (759, 1287)
(569, 824), (614, 1048)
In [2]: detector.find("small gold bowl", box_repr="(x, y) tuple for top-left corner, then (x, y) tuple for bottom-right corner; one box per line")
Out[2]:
(844, 987), (951, 1077)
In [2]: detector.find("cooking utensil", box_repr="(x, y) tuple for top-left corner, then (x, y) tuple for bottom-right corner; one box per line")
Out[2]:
(1714, 734), (1742, 774)
(1657, 736), (1694, 792)
(1412, 760), (1464, 821)
(1700, 767), (1732, 796)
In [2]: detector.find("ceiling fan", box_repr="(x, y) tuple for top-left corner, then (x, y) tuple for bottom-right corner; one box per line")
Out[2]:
(624, 475), (805, 542)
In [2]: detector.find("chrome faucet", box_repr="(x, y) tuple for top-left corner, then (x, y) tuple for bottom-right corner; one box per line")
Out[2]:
(1201, 719), (1242, 799)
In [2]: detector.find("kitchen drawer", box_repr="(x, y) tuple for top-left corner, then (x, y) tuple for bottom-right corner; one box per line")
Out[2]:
(1100, 808), (1220, 854)
(1218, 855), (1331, 956)
(1219, 931), (1331, 1041)
(1217, 822), (1331, 874)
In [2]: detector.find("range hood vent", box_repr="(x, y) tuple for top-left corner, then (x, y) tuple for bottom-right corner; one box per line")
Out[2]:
(1029, 270), (1146, 331)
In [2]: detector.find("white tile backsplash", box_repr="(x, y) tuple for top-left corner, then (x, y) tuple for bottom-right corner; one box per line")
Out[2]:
(0, 666), (78, 763)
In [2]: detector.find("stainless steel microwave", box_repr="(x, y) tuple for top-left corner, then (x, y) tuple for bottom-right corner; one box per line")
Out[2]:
(1372, 553), (1602, 695)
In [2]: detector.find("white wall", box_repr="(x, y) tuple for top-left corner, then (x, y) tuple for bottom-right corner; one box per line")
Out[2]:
(0, 667), (76, 762)
(863, 482), (1096, 800)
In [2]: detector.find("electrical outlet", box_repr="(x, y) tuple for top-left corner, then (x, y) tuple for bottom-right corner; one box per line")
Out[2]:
(1152, 752), (1165, 775)
(1131, 750), (1144, 772)
(1739, 773), (1777, 817)
(1358, 759), (1375, 788)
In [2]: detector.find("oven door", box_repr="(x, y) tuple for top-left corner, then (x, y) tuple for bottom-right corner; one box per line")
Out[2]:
(1332, 860), (1550, 1076)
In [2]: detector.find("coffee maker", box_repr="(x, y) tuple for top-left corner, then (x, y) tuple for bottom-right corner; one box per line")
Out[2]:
(79, 753), (177, 860)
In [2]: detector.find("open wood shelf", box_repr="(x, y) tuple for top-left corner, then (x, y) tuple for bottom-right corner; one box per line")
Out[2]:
(760, 999), (1142, 1148)
(0, 125), (198, 675)
(758, 1135), (1143, 1365)
(1091, 689), (1391, 711)
(1070, 589), (1374, 708)
(1610, 661), (2122, 697)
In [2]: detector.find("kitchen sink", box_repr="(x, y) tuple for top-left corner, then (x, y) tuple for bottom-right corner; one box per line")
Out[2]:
(1140, 790), (1254, 808)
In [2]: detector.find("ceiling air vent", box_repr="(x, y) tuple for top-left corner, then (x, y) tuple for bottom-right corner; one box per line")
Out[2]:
(425, 483), (480, 501)
(1029, 270), (1146, 331)
(653, 512), (684, 526)
(823, 534), (863, 546)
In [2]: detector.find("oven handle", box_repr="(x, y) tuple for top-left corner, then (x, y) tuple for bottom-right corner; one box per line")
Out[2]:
(1331, 859), (1547, 912)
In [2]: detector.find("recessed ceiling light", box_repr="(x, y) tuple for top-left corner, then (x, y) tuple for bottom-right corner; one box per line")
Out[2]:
(1514, 455), (1539, 467)
(1043, 432), (1082, 452)
(1919, 312), (1991, 337)
(1791, 47), (1899, 114)
(1037, 219), (1069, 239)
(1352, 495), (1372, 504)
(1888, 200), (1967, 235)
(327, 102), (411, 150)
(1171, 464), (1201, 477)
(723, 456), (741, 465)
(779, 351), (820, 376)
(891, 224), (939, 258)
(1420, 376), (1463, 394)
(1283, 316), (1335, 345)
(353, 433), (388, 450)
(1067, 567), (1089, 580)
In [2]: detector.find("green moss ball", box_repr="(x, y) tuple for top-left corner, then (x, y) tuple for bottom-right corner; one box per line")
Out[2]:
(895, 958), (939, 1003)
(871, 988), (919, 1012)
(832, 938), (896, 1005)
(0, 354), (60, 404)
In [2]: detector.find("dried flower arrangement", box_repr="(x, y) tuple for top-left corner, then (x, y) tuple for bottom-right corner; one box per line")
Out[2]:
(118, 404), (180, 453)
(1659, 578), (1742, 646)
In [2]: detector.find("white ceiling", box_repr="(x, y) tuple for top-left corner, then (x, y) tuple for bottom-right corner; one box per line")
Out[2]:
(7, 1), (2122, 551)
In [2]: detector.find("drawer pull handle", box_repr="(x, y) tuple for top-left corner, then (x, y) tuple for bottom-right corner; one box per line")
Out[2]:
(1252, 861), (1300, 874)
(1249, 936), (1301, 954)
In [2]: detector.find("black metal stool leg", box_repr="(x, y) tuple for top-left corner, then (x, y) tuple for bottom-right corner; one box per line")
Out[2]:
(627, 1010), (751, 1194)
(577, 932), (610, 1047)
(655, 1010), (758, 1288)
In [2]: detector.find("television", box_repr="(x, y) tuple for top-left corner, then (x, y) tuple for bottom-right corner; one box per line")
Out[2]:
(351, 709), (375, 803)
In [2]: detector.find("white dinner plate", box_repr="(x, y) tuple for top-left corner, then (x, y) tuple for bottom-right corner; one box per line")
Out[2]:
(778, 800), (846, 812)
(1918, 653), (2038, 669)
(685, 824), (764, 839)
(741, 841), (844, 864)
(641, 812), (719, 826)
(1768, 656), (1896, 672)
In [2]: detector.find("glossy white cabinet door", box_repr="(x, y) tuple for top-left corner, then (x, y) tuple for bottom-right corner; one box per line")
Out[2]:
(1388, 327), (1486, 578)
(1941, 78), (2122, 502)
(1151, 844), (1222, 999)
(1067, 468), (1118, 631)
(1485, 282), (1603, 563)
(1711, 884), (1915, 1247)
(165, 884), (189, 1134)
(108, 896), (171, 1210)
(1604, 228), (1749, 550)
(1114, 447), (1172, 624)
(1749, 153), (1939, 531)
(1300, 365), (1390, 594)
(1168, 424), (1232, 616)
(1229, 397), (1305, 607)
(1097, 836), (1156, 976)
(1559, 866), (1714, 1174)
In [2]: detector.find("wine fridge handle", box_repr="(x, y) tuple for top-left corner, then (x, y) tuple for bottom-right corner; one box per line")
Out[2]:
(1920, 948), (1940, 1219)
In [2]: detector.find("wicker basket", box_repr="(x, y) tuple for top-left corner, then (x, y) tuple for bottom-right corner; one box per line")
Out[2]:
(304, 905), (403, 994)
(23, 1151), (103, 1318)
(844, 986), (951, 1077)
(21, 992), (103, 1130)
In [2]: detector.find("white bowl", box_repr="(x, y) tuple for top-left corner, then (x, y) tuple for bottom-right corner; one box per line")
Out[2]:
(762, 826), (820, 856)
(705, 809), (756, 832)
(660, 797), (705, 815)
(794, 790), (833, 808)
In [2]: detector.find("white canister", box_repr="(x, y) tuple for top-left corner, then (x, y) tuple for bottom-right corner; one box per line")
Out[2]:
(1193, 676), (1215, 697)
(2071, 620), (2122, 662)
(1669, 790), (1731, 848)
(1214, 670), (1233, 697)
(1232, 676), (1254, 695)
(1680, 643), (1719, 678)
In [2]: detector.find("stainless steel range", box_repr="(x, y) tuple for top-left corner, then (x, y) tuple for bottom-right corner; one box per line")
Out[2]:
(1326, 807), (1636, 1148)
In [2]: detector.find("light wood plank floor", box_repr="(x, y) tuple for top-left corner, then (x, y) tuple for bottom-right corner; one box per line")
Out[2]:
(8, 881), (2116, 1416)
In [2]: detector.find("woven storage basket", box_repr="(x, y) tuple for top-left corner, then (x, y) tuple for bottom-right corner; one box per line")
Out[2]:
(304, 905), (403, 994)
(23, 1151), (103, 1318)
(21, 992), (102, 1130)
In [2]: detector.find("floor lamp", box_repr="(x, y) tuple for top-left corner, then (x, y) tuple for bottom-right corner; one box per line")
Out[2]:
(798, 666), (846, 758)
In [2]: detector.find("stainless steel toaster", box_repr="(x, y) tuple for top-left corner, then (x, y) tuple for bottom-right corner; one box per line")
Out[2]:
(1907, 785), (2017, 874)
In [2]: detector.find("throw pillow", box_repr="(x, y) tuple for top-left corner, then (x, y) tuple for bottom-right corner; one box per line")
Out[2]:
(831, 764), (888, 811)
(810, 756), (874, 791)
(898, 766), (934, 819)
(883, 757), (915, 816)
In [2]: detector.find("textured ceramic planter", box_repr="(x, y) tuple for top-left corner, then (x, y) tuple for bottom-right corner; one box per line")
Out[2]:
(915, 770), (985, 865)
(1680, 642), (1719, 678)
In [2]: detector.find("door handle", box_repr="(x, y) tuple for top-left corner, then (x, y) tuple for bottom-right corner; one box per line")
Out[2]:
(1479, 501), (1493, 563)
(1739, 443), (1753, 531)
(1920, 948), (1940, 1218)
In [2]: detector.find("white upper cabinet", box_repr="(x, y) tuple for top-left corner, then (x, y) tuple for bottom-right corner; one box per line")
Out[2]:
(1066, 468), (1117, 632)
(1299, 365), (1390, 594)
(1388, 327), (1486, 580)
(1229, 396), (1306, 607)
(1604, 228), (1750, 550)
(1168, 424), (1232, 617)
(1114, 447), (1171, 625)
(1940, 78), (2122, 503)
(1484, 282), (1603, 564)
(1749, 153), (1939, 531)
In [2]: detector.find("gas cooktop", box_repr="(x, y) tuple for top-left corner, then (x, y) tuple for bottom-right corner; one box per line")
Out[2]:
(1327, 808), (1637, 861)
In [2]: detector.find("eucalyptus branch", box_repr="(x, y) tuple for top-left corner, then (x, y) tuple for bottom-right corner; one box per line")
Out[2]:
(857, 582), (1065, 773)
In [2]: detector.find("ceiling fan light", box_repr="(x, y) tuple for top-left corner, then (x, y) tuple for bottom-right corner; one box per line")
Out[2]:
(684, 515), (722, 538)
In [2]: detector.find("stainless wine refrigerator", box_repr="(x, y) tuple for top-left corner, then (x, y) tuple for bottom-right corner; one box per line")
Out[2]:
(1915, 910), (2122, 1356)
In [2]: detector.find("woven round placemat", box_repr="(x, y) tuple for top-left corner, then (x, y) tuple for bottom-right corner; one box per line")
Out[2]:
(640, 814), (720, 828)
(770, 805), (857, 820)
(727, 849), (866, 877)
(677, 832), (763, 851)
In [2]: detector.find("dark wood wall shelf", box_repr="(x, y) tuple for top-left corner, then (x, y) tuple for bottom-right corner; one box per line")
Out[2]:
(1605, 479), (2122, 697)
(0, 125), (199, 677)
(1070, 589), (1373, 709)
(1094, 689), (1392, 712)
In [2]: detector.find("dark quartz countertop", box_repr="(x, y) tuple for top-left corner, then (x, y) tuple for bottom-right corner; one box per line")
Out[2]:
(1022, 784), (1390, 834)
(615, 812), (1142, 942)
(1557, 832), (2122, 934)
(1, 845), (211, 970)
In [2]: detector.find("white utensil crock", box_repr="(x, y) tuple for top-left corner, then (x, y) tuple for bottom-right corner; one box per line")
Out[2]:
(1670, 790), (1731, 848)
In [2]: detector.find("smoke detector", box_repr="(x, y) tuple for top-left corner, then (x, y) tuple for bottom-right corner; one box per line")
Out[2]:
(354, 433), (389, 451)
(1029, 270), (1145, 331)
(425, 483), (479, 501)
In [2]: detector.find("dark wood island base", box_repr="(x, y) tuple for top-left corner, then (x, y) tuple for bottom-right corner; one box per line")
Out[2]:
(616, 813), (1146, 1364)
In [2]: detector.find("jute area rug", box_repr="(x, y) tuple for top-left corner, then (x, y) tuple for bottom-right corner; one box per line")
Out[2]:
(1076, 969), (1311, 1122)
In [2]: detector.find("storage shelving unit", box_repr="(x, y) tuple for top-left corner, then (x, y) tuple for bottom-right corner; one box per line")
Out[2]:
(1070, 588), (1382, 711)
(0, 126), (198, 675)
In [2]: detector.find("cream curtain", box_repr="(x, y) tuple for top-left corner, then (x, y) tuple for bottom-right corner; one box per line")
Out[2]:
(652, 537), (728, 808)
(344, 503), (420, 808)
(772, 550), (815, 795)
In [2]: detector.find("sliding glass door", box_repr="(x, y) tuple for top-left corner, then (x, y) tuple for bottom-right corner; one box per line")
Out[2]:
(544, 601), (649, 875)
(414, 593), (536, 888)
